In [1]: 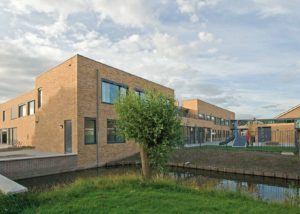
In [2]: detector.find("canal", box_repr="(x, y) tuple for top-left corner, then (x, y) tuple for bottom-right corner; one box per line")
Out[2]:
(17, 166), (300, 203)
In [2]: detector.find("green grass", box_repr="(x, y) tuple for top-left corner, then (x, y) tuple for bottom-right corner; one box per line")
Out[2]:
(192, 145), (296, 153)
(1, 174), (300, 214)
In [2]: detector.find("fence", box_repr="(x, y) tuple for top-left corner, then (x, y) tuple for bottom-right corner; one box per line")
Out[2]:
(246, 130), (296, 147)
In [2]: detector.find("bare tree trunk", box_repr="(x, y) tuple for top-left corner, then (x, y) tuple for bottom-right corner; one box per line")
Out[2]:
(140, 144), (152, 180)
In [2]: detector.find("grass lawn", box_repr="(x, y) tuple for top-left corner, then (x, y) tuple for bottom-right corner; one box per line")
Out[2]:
(1, 175), (299, 214)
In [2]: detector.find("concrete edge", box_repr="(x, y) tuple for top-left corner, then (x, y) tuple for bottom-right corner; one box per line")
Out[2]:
(167, 162), (300, 181)
(0, 153), (77, 162)
(0, 174), (28, 195)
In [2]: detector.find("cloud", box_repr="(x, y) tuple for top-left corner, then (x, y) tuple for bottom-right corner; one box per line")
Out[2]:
(91, 0), (151, 28)
(198, 32), (214, 42)
(176, 0), (219, 22)
(253, 0), (290, 17)
(0, 0), (299, 119)
(6, 0), (86, 17)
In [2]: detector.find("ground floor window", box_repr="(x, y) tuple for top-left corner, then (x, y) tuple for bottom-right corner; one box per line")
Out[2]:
(182, 126), (207, 144)
(107, 119), (125, 144)
(84, 118), (96, 144)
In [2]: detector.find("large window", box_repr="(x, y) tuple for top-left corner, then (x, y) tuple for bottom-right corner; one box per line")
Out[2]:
(134, 89), (145, 98)
(84, 118), (96, 144)
(28, 100), (35, 115)
(102, 80), (128, 104)
(107, 119), (125, 144)
(215, 117), (221, 125)
(18, 104), (26, 118)
(38, 88), (43, 108)
(198, 113), (205, 119)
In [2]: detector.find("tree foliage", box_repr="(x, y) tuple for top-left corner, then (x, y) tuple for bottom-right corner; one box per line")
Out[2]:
(114, 90), (182, 173)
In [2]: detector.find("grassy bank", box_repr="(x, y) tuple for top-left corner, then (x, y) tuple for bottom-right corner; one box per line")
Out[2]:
(1, 175), (299, 214)
(171, 147), (300, 176)
(198, 145), (296, 153)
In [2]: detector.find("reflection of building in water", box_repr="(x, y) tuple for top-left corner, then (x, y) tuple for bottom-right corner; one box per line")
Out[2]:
(170, 170), (300, 202)
(247, 182), (257, 193)
(257, 184), (299, 202)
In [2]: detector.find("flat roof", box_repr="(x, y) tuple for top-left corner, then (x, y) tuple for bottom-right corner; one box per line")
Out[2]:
(182, 98), (235, 114)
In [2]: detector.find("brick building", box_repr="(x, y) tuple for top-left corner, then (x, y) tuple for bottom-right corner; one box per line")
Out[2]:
(0, 54), (237, 169)
(179, 99), (235, 145)
(237, 104), (300, 146)
(0, 55), (173, 168)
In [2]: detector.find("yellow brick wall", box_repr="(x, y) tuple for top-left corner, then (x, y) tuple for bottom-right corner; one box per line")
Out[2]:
(182, 99), (235, 134)
(277, 106), (300, 119)
(248, 123), (295, 145)
(0, 91), (35, 146)
(33, 56), (78, 154)
(76, 55), (174, 168)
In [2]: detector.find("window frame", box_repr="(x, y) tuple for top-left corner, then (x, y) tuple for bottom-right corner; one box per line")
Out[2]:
(107, 119), (125, 144)
(198, 113), (205, 120)
(101, 79), (128, 105)
(134, 88), (145, 98)
(18, 104), (27, 118)
(38, 88), (42, 108)
(84, 117), (97, 145)
(27, 100), (35, 116)
(2, 111), (5, 122)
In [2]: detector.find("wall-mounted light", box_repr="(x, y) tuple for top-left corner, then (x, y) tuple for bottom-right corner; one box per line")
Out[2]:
(59, 124), (64, 129)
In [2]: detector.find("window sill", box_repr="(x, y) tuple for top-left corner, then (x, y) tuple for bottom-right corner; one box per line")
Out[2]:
(107, 141), (125, 144)
(101, 101), (114, 105)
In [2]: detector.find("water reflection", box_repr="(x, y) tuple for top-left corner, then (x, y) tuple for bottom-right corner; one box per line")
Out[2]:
(17, 166), (300, 202)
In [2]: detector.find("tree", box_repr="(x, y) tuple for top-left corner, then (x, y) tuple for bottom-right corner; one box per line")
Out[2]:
(114, 90), (182, 180)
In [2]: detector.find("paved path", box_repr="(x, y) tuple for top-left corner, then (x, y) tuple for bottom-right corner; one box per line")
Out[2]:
(0, 144), (12, 149)
(0, 149), (62, 160)
(0, 174), (27, 194)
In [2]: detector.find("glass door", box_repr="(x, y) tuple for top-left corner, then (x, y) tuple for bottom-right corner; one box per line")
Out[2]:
(12, 128), (17, 146)
(64, 120), (72, 153)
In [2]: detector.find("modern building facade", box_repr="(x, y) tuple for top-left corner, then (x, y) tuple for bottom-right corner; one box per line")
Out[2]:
(237, 104), (300, 146)
(179, 99), (235, 145)
(0, 55), (174, 168)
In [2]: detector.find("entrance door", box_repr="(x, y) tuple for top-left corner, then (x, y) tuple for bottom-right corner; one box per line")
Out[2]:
(258, 127), (271, 142)
(64, 120), (72, 153)
(1, 129), (7, 144)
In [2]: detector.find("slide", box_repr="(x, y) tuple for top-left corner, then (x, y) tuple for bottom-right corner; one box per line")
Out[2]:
(233, 135), (247, 147)
(232, 120), (247, 148)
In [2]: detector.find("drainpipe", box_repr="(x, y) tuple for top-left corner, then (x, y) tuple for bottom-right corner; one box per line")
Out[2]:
(96, 69), (100, 167)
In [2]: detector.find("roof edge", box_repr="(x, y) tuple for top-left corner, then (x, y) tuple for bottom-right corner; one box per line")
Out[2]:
(275, 104), (300, 118)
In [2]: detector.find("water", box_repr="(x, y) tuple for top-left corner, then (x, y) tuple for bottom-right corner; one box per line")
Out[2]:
(17, 166), (300, 203)
(171, 168), (300, 202)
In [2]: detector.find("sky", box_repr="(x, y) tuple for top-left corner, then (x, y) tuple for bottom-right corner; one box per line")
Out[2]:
(0, 0), (299, 119)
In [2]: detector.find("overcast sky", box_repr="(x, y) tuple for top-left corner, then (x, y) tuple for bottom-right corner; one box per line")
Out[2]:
(0, 0), (299, 119)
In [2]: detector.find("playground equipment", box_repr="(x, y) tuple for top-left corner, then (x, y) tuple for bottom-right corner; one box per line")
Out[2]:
(232, 120), (247, 147)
